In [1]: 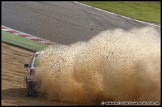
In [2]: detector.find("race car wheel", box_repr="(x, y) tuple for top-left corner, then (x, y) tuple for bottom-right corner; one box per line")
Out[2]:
(27, 80), (37, 97)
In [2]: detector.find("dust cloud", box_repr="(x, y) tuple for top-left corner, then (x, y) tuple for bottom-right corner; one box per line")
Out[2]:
(33, 27), (160, 105)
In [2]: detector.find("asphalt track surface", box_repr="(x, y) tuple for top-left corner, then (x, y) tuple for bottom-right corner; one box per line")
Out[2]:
(2, 1), (160, 45)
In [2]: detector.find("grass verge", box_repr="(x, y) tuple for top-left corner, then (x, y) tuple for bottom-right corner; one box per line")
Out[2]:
(81, 1), (160, 24)
(2, 31), (49, 51)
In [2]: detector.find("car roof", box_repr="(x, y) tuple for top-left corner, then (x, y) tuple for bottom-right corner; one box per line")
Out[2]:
(35, 50), (45, 55)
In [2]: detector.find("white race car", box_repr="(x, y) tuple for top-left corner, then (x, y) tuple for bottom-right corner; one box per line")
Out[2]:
(24, 51), (44, 97)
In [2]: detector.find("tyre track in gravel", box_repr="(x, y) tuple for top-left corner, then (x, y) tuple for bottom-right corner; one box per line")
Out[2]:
(2, 42), (77, 106)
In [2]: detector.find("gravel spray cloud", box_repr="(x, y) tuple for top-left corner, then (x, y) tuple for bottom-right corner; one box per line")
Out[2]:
(34, 27), (160, 105)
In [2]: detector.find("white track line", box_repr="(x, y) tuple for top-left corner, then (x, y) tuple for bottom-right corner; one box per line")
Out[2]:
(74, 1), (160, 28)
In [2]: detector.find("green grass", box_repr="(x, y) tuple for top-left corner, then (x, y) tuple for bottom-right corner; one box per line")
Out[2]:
(81, 1), (160, 24)
(2, 31), (49, 51)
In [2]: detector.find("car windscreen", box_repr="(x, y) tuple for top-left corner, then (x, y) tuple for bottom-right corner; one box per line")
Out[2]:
(30, 54), (39, 68)
(34, 56), (38, 67)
